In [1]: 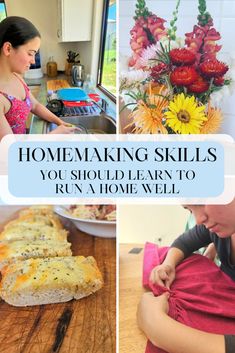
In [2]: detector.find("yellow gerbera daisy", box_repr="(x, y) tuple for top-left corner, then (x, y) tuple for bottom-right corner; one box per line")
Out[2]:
(200, 104), (223, 134)
(128, 93), (169, 134)
(164, 93), (208, 134)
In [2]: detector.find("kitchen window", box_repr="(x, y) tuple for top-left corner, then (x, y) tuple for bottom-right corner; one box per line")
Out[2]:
(97, 0), (116, 101)
(0, 0), (7, 21)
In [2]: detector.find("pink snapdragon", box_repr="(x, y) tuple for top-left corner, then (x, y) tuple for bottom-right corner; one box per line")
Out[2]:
(129, 15), (167, 68)
(185, 22), (222, 63)
(147, 15), (167, 41)
(130, 19), (149, 54)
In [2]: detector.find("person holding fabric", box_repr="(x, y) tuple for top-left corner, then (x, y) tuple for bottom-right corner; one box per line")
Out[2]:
(0, 16), (77, 139)
(137, 200), (235, 353)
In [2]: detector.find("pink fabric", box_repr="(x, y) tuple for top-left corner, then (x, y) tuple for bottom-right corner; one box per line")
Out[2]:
(0, 75), (32, 134)
(143, 242), (235, 353)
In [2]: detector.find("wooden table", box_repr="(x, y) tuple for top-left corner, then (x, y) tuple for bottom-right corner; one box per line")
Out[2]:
(119, 243), (147, 353)
(0, 210), (116, 353)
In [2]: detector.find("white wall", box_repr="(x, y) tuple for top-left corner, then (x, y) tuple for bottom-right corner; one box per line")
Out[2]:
(5, 0), (100, 76)
(118, 204), (189, 245)
(119, 0), (235, 137)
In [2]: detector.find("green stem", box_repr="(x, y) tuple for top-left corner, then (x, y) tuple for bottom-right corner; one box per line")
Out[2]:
(168, 0), (181, 40)
(164, 75), (174, 100)
(202, 77), (214, 104)
(183, 86), (188, 96)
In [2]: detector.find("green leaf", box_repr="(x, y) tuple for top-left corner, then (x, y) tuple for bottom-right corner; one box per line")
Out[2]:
(224, 79), (231, 85)
(125, 92), (139, 100)
(119, 102), (137, 113)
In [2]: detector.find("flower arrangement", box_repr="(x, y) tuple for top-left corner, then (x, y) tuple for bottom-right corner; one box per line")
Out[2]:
(120, 0), (233, 134)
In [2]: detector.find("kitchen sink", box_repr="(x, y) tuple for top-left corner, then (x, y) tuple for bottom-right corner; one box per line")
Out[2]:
(45, 114), (116, 134)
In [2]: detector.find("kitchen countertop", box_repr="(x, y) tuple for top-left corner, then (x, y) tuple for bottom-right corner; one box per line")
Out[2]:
(119, 243), (147, 353)
(26, 74), (116, 134)
(0, 209), (116, 353)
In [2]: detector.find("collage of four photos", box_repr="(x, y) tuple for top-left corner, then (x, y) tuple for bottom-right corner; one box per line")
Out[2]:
(0, 1), (235, 353)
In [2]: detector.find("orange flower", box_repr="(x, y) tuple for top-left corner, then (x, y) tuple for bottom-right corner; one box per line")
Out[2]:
(147, 83), (168, 95)
(200, 104), (223, 133)
(128, 93), (168, 134)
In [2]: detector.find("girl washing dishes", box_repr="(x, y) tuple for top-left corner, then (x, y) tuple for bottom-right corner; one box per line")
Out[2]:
(0, 16), (77, 139)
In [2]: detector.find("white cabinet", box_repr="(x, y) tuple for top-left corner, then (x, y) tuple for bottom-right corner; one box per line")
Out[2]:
(57, 0), (93, 42)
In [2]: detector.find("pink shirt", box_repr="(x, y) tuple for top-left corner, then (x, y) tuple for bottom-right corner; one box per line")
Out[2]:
(143, 243), (235, 353)
(0, 75), (32, 134)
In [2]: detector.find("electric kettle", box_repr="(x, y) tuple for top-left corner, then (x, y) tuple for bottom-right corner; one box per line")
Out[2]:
(71, 63), (85, 87)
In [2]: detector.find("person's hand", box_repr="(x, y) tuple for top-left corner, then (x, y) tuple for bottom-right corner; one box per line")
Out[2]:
(55, 118), (69, 126)
(49, 125), (78, 134)
(54, 118), (76, 128)
(204, 243), (217, 261)
(149, 263), (175, 289)
(137, 292), (170, 332)
(60, 122), (76, 128)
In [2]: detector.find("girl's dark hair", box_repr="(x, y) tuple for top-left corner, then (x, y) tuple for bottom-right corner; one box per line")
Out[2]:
(0, 16), (41, 49)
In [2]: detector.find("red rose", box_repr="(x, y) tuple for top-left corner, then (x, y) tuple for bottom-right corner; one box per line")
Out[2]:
(170, 66), (198, 86)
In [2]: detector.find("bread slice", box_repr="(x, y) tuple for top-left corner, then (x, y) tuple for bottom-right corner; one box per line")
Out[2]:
(0, 225), (68, 243)
(18, 206), (54, 218)
(4, 214), (63, 231)
(0, 256), (103, 306)
(0, 240), (72, 269)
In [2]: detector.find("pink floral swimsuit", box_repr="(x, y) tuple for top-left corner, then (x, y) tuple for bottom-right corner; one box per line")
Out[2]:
(0, 75), (32, 134)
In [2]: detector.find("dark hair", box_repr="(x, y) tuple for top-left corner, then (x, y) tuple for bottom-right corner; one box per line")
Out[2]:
(0, 16), (41, 49)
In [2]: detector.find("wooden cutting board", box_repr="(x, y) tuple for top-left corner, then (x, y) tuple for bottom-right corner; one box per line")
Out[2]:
(47, 79), (71, 91)
(0, 213), (116, 353)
